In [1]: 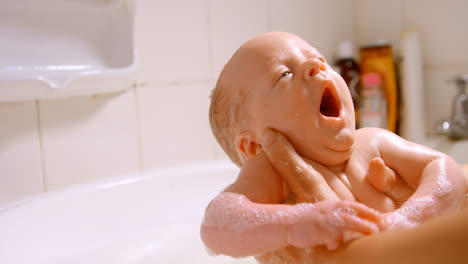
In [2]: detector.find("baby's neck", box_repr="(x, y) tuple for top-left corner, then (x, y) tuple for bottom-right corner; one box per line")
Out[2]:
(301, 154), (349, 174)
(326, 162), (347, 173)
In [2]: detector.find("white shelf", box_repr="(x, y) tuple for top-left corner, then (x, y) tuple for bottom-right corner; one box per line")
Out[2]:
(0, 0), (136, 101)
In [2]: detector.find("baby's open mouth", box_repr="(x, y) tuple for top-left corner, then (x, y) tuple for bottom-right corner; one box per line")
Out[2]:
(320, 87), (341, 118)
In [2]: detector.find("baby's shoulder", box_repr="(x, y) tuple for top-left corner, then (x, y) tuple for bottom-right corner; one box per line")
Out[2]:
(352, 127), (403, 158)
(355, 127), (398, 145)
(356, 126), (388, 137)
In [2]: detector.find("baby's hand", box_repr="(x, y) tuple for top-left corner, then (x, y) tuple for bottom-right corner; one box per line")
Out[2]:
(288, 200), (381, 250)
(366, 157), (413, 207)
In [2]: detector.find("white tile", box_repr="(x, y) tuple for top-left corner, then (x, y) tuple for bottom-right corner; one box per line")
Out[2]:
(354, 0), (404, 52)
(0, 101), (43, 205)
(213, 139), (229, 160)
(39, 90), (140, 190)
(138, 82), (215, 170)
(269, 0), (354, 62)
(135, 0), (210, 82)
(404, 0), (468, 66)
(423, 65), (468, 134)
(210, 0), (268, 78)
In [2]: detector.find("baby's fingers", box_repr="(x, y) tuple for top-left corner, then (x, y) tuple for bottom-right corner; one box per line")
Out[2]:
(339, 201), (382, 222)
(334, 211), (380, 234)
(329, 201), (382, 233)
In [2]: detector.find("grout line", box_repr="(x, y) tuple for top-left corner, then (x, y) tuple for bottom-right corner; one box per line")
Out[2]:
(132, 85), (144, 173)
(35, 100), (48, 192)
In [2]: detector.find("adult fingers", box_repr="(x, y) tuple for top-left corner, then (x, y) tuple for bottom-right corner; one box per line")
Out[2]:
(261, 128), (338, 202)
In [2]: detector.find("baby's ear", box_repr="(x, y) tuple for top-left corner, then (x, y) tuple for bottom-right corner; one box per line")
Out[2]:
(235, 132), (262, 161)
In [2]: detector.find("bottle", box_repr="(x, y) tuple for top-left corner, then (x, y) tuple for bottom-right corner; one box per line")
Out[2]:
(335, 41), (360, 128)
(359, 44), (398, 132)
(359, 73), (387, 128)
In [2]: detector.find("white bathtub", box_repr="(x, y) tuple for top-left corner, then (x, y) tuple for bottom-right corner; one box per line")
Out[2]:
(0, 160), (255, 263)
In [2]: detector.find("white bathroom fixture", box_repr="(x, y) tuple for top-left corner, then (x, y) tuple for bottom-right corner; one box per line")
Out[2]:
(0, 0), (136, 101)
(0, 160), (256, 263)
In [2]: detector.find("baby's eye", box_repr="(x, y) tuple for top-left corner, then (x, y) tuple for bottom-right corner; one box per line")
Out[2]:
(280, 72), (291, 79)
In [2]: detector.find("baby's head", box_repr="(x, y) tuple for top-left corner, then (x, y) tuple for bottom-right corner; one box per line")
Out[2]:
(210, 32), (356, 167)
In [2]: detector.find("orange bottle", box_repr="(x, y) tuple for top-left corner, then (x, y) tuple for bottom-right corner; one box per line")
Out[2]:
(359, 45), (398, 132)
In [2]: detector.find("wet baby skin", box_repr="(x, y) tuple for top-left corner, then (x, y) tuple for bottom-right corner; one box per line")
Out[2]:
(200, 32), (465, 263)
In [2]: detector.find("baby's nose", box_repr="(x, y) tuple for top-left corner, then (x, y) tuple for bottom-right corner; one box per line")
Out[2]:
(304, 58), (327, 79)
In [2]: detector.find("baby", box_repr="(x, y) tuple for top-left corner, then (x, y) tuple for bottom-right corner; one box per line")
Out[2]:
(200, 32), (465, 263)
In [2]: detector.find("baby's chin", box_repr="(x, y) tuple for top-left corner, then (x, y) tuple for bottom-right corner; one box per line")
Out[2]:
(329, 127), (355, 151)
(319, 129), (355, 164)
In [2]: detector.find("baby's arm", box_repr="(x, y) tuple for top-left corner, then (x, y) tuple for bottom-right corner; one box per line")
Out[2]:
(200, 152), (380, 257)
(370, 128), (465, 229)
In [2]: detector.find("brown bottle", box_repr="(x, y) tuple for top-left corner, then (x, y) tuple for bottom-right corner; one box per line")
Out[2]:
(335, 41), (360, 128)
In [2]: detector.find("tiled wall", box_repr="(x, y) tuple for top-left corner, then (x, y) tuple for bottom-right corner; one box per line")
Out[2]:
(2, 0), (468, 205)
(0, 0), (353, 205)
(354, 0), (468, 132)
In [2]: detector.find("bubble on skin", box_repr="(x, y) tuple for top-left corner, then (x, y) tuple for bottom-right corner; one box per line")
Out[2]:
(328, 212), (345, 228)
(202, 193), (273, 232)
(202, 192), (248, 228)
(434, 175), (452, 198)
(311, 194), (319, 203)
(383, 212), (412, 231)
(327, 207), (357, 228)
(384, 197), (435, 230)
(296, 166), (303, 174)
(257, 246), (316, 264)
(203, 192), (308, 233)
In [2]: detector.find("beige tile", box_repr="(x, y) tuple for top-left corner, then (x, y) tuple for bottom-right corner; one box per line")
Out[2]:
(404, 0), (468, 66)
(39, 90), (140, 190)
(210, 0), (268, 78)
(354, 0), (404, 52)
(138, 82), (215, 170)
(135, 0), (210, 82)
(423, 65), (468, 134)
(0, 101), (44, 205)
(269, 0), (354, 62)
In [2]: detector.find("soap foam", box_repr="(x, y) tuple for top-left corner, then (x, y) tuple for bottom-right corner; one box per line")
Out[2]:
(434, 176), (452, 198)
(327, 207), (357, 228)
(384, 196), (434, 230)
(296, 166), (303, 174)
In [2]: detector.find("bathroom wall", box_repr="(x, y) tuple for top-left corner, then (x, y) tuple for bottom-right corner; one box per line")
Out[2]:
(0, 0), (353, 205)
(2, 0), (467, 206)
(354, 0), (468, 133)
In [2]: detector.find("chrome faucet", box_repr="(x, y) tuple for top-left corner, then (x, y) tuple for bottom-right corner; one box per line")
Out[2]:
(449, 74), (468, 139)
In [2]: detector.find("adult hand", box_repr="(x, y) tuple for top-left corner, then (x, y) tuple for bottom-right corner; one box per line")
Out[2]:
(260, 128), (339, 203)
